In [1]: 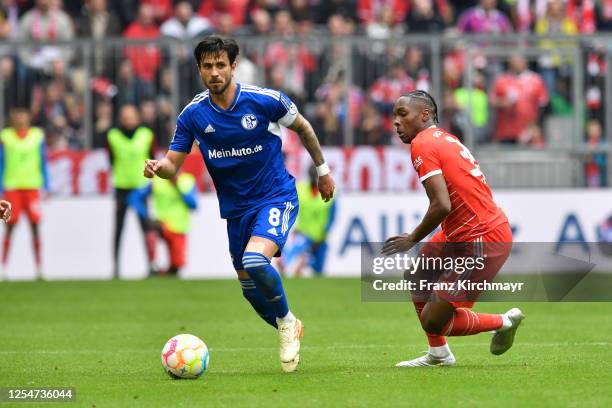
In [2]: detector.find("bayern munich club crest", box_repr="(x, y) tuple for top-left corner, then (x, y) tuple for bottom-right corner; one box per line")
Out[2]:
(241, 114), (258, 130)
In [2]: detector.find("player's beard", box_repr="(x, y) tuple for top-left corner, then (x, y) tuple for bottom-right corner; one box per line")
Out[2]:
(207, 77), (231, 95)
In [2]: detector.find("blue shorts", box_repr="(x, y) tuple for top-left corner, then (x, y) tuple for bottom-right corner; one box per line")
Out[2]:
(227, 195), (299, 270)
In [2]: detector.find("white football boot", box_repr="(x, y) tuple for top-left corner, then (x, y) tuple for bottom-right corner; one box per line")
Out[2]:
(396, 351), (456, 367)
(490, 307), (525, 355)
(278, 318), (303, 372)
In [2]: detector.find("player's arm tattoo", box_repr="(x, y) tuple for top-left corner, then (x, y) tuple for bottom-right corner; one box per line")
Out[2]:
(288, 114), (325, 166)
(411, 174), (451, 242)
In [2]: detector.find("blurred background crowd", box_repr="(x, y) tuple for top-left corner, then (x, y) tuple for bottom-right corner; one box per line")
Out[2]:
(0, 0), (610, 187)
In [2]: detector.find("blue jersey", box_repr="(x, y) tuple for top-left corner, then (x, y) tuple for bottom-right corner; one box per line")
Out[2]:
(169, 83), (299, 219)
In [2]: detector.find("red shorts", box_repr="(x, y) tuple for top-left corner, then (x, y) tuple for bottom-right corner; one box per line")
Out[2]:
(4, 190), (41, 225)
(160, 225), (187, 268)
(418, 222), (513, 308)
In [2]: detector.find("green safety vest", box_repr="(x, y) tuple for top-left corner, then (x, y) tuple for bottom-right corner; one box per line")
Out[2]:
(152, 173), (196, 234)
(0, 127), (45, 190)
(454, 88), (488, 128)
(107, 127), (153, 189)
(295, 181), (334, 242)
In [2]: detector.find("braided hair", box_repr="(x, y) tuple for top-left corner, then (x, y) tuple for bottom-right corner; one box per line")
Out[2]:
(403, 90), (439, 124)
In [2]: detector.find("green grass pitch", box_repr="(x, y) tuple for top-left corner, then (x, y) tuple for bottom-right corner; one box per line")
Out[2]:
(1, 278), (611, 407)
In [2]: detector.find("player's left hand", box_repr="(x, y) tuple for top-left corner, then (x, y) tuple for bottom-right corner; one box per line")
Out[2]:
(381, 233), (417, 256)
(318, 174), (335, 202)
(0, 200), (12, 223)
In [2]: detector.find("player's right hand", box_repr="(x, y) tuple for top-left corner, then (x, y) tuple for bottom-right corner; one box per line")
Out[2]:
(144, 159), (161, 178)
(0, 200), (12, 223)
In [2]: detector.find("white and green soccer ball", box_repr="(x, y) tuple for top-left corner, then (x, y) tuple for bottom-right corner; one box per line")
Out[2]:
(161, 334), (209, 379)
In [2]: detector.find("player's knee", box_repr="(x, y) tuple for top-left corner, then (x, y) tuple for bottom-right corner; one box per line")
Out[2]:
(242, 252), (270, 275)
(420, 317), (445, 335)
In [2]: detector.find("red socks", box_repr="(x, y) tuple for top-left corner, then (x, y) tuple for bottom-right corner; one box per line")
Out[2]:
(413, 301), (503, 343)
(443, 308), (503, 336)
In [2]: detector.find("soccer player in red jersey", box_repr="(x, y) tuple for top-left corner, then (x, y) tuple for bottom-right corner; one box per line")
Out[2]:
(382, 90), (524, 367)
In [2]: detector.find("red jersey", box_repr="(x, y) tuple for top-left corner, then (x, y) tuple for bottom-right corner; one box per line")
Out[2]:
(410, 127), (507, 242)
(491, 70), (548, 141)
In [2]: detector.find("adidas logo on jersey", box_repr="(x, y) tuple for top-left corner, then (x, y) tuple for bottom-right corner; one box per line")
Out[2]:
(267, 227), (278, 236)
(204, 124), (216, 133)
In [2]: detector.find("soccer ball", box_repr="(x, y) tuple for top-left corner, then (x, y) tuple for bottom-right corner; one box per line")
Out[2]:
(161, 334), (210, 379)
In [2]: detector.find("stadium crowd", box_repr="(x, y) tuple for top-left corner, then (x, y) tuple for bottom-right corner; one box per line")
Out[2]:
(0, 0), (609, 185)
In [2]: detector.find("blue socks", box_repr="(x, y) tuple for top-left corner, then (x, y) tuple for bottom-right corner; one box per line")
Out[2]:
(242, 252), (289, 319)
(239, 279), (277, 328)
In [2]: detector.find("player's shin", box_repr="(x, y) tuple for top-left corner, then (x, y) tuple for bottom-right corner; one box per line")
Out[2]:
(414, 301), (451, 356)
(239, 279), (278, 328)
(242, 252), (290, 320)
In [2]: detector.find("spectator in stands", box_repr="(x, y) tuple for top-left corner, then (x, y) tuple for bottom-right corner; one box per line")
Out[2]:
(115, 59), (151, 113)
(357, 0), (408, 25)
(0, 0), (19, 40)
(534, 0), (577, 94)
(314, 70), (364, 145)
(140, 99), (163, 145)
(75, 0), (122, 78)
(596, 0), (612, 30)
(93, 98), (112, 148)
(0, 4), (14, 56)
(365, 4), (403, 40)
(198, 0), (248, 27)
(490, 55), (549, 144)
(111, 0), (139, 29)
(214, 12), (236, 35)
(76, 0), (121, 39)
(1, 57), (20, 115)
(457, 0), (513, 34)
(264, 10), (316, 101)
(30, 80), (68, 128)
(584, 118), (607, 187)
(316, 0), (358, 24)
(289, 0), (312, 23)
(18, 0), (75, 76)
(369, 62), (415, 134)
(123, 3), (160, 86)
(245, 0), (284, 23)
(356, 100), (386, 145)
(141, 0), (173, 23)
(404, 47), (431, 91)
(160, 1), (212, 103)
(242, 7), (272, 36)
(405, 0), (447, 33)
(160, 1), (212, 40)
(319, 14), (367, 90)
(106, 104), (157, 278)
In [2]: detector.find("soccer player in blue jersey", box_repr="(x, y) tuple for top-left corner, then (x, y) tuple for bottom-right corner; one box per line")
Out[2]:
(144, 36), (335, 372)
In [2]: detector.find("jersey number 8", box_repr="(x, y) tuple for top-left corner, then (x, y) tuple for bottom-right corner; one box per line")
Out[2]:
(269, 208), (281, 227)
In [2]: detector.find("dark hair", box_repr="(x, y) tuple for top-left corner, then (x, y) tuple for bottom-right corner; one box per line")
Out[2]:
(193, 36), (240, 66)
(404, 90), (439, 124)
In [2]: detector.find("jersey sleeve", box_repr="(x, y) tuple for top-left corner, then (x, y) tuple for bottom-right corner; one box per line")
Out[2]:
(269, 91), (299, 127)
(411, 139), (442, 183)
(169, 109), (195, 153)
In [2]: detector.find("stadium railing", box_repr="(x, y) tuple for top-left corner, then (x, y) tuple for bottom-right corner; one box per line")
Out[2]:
(0, 34), (610, 188)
